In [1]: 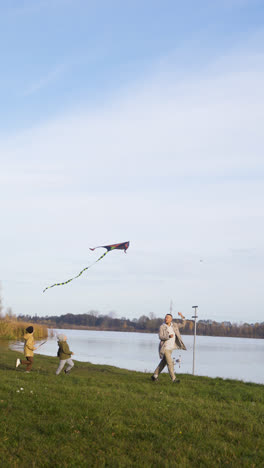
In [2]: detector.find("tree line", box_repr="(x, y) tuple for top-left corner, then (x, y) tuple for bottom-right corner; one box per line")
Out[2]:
(17, 312), (264, 338)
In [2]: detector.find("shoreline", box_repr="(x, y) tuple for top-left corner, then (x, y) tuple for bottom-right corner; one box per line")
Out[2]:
(3, 347), (264, 387)
(6, 334), (264, 386)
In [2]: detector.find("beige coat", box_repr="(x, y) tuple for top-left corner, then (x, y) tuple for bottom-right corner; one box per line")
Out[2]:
(23, 333), (35, 357)
(158, 321), (186, 358)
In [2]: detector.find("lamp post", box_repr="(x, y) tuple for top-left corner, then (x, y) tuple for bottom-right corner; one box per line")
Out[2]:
(192, 306), (198, 375)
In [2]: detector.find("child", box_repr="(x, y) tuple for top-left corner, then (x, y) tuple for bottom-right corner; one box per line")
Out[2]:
(16, 326), (36, 373)
(56, 334), (74, 375)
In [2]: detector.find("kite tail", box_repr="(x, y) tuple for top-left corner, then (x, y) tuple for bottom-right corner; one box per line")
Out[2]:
(95, 250), (109, 263)
(43, 251), (110, 293)
(43, 265), (90, 293)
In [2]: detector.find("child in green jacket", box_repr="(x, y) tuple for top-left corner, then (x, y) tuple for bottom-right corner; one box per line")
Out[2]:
(56, 334), (74, 375)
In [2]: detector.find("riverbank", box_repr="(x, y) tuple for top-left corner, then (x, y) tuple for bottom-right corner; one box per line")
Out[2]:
(1, 349), (263, 467)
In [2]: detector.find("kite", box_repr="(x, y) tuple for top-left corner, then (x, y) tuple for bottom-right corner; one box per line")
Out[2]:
(90, 241), (129, 253)
(43, 241), (129, 293)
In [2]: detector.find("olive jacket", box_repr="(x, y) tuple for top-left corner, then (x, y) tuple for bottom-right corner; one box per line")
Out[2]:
(57, 341), (73, 360)
(158, 321), (187, 358)
(23, 333), (35, 357)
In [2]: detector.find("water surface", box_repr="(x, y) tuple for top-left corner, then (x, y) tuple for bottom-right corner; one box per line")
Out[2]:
(10, 329), (264, 384)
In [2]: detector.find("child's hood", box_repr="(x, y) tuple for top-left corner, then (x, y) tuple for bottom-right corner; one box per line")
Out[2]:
(24, 333), (33, 340)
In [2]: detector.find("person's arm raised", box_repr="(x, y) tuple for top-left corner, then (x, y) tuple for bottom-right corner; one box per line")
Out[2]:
(177, 312), (186, 329)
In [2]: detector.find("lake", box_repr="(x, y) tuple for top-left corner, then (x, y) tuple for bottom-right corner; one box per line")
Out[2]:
(10, 329), (264, 385)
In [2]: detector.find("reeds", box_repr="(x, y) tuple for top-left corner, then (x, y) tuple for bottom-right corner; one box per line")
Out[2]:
(0, 318), (48, 340)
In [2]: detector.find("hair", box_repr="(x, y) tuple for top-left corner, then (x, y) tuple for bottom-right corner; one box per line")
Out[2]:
(166, 313), (173, 317)
(26, 326), (34, 333)
(57, 334), (67, 341)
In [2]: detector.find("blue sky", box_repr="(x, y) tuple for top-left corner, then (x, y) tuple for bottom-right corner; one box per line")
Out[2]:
(1, 0), (263, 131)
(1, 0), (264, 323)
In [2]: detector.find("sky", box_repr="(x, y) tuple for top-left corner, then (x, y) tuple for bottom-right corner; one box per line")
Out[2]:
(1, 0), (264, 323)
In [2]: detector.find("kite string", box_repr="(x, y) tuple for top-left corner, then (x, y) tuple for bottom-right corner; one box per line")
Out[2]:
(43, 250), (110, 293)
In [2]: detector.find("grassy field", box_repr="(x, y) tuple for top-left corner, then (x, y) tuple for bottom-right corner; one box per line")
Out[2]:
(0, 348), (263, 468)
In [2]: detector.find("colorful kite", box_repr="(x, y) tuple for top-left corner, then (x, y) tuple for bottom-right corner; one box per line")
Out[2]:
(43, 241), (130, 293)
(90, 241), (129, 253)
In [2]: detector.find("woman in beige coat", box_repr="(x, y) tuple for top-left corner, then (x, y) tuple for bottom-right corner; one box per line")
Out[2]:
(16, 326), (36, 373)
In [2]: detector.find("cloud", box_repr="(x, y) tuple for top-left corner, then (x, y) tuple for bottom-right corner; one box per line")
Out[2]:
(1, 42), (264, 321)
(3, 49), (264, 179)
(23, 64), (67, 96)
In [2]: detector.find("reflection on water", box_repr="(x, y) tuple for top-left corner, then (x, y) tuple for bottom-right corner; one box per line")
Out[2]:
(10, 330), (264, 384)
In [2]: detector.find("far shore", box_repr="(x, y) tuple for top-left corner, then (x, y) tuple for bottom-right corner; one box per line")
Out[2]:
(44, 324), (264, 339)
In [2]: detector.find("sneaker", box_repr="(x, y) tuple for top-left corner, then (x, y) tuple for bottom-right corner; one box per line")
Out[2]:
(172, 379), (180, 384)
(16, 359), (21, 368)
(151, 375), (158, 381)
(25, 371), (30, 373)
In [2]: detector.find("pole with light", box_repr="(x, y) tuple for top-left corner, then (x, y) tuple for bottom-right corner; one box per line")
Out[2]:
(192, 306), (198, 375)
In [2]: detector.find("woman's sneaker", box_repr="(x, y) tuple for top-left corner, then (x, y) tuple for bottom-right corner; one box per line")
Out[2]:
(16, 359), (21, 368)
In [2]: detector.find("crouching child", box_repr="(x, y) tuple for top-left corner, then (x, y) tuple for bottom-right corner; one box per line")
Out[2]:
(56, 334), (74, 375)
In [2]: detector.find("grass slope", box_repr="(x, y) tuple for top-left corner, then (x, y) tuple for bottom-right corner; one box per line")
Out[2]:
(0, 349), (264, 467)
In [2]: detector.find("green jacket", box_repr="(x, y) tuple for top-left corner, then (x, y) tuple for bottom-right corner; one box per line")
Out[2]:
(57, 341), (72, 360)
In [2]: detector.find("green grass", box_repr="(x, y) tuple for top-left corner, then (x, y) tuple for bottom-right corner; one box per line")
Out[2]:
(1, 349), (264, 468)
